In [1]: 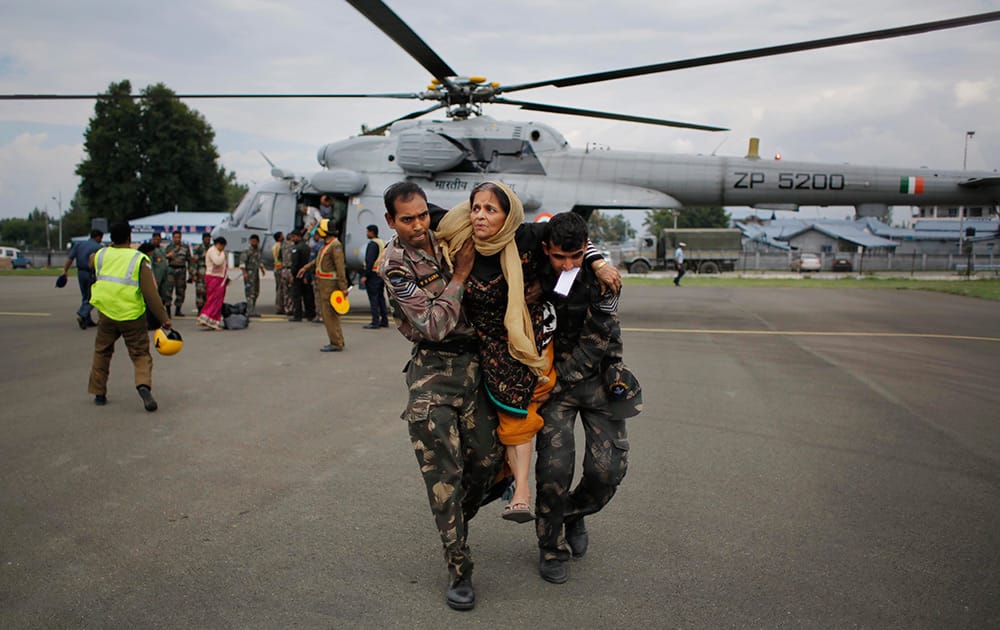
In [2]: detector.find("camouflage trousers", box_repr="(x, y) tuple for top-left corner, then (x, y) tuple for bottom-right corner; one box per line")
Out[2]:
(402, 347), (504, 581)
(535, 373), (630, 562)
(194, 269), (207, 311)
(162, 267), (187, 311)
(274, 268), (289, 313)
(244, 274), (260, 302)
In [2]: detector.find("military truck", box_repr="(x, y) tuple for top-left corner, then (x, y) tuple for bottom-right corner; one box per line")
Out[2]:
(621, 228), (743, 274)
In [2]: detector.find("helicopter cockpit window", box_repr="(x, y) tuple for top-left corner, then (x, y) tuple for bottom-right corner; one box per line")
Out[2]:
(229, 189), (255, 226)
(246, 193), (275, 230)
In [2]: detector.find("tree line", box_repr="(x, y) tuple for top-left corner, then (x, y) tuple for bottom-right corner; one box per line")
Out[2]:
(1, 80), (247, 249)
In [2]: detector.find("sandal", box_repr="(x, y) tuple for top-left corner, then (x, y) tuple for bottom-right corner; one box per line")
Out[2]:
(502, 501), (536, 523)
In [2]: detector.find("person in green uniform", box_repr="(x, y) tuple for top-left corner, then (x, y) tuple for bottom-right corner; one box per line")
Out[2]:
(163, 230), (192, 316)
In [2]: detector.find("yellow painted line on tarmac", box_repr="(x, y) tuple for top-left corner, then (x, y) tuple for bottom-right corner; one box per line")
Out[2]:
(256, 315), (370, 323)
(0, 311), (50, 317)
(623, 327), (1000, 343)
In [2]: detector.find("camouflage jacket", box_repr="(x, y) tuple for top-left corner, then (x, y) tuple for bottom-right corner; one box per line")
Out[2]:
(379, 232), (475, 344)
(190, 243), (210, 274)
(541, 263), (622, 386)
(149, 246), (167, 277)
(240, 246), (263, 277)
(164, 242), (191, 269)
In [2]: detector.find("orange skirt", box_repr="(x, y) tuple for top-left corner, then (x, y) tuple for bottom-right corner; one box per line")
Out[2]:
(496, 345), (556, 446)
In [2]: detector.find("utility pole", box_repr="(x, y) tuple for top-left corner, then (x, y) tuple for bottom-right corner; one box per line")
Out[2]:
(44, 204), (51, 251)
(960, 131), (974, 263)
(52, 192), (62, 249)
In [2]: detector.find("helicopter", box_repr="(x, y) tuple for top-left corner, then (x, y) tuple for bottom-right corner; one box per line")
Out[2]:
(207, 1), (1000, 270)
(4, 2), (999, 270)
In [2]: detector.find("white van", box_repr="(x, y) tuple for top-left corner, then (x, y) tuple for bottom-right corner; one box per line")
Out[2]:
(0, 246), (31, 269)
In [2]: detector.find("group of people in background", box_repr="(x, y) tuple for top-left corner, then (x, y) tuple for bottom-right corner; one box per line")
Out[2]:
(63, 228), (219, 329)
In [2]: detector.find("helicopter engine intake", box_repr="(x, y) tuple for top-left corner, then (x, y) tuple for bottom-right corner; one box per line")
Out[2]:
(395, 130), (466, 175)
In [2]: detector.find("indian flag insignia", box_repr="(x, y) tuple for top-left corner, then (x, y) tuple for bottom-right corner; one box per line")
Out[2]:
(899, 176), (925, 194)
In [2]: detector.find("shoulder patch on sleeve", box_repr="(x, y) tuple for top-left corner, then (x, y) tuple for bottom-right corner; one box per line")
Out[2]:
(385, 267), (417, 298)
(597, 291), (619, 313)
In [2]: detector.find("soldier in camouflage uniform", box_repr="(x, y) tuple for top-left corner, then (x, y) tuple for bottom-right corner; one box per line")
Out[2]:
(189, 232), (212, 313)
(379, 181), (504, 612)
(148, 232), (168, 303)
(280, 231), (295, 315)
(534, 212), (631, 585)
(163, 230), (192, 317)
(240, 234), (266, 317)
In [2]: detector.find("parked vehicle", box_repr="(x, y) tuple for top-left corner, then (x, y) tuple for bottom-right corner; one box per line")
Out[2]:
(791, 252), (821, 272)
(831, 255), (854, 272)
(620, 228), (743, 274)
(0, 246), (31, 269)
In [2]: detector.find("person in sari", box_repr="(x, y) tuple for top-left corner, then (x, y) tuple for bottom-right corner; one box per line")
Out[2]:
(197, 236), (229, 331)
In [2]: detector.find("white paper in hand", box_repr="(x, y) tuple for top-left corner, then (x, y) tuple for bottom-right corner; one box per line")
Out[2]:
(553, 267), (579, 296)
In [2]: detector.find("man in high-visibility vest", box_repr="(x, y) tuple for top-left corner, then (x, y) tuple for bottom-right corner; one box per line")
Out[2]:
(296, 219), (348, 352)
(88, 221), (172, 412)
(360, 224), (389, 329)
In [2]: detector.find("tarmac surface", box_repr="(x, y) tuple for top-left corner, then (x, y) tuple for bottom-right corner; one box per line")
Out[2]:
(2, 275), (998, 628)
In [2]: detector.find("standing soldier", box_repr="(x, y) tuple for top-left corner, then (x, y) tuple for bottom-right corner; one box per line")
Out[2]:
(280, 229), (295, 315)
(148, 232), (168, 299)
(297, 219), (347, 351)
(163, 230), (192, 317)
(189, 232), (212, 313)
(271, 232), (287, 315)
(378, 181), (504, 611)
(240, 233), (266, 317)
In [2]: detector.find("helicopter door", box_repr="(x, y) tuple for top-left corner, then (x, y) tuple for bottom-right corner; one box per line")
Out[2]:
(330, 195), (348, 243)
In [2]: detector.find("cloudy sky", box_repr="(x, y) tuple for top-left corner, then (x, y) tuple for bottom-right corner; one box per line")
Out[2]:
(1, 0), (998, 227)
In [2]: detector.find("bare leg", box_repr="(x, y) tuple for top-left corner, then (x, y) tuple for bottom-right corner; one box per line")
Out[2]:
(507, 440), (534, 507)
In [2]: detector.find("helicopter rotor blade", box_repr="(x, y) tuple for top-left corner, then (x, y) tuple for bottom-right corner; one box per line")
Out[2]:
(344, 0), (457, 85)
(502, 10), (1000, 93)
(493, 98), (728, 132)
(0, 92), (423, 101)
(362, 102), (449, 136)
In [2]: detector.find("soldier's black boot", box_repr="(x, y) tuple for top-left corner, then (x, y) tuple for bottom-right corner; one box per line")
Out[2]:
(446, 575), (475, 611)
(137, 385), (157, 412)
(566, 517), (589, 558)
(539, 553), (568, 584)
(174, 305), (184, 317)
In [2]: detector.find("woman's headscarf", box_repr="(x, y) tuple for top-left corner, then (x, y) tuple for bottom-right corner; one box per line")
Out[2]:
(436, 181), (548, 377)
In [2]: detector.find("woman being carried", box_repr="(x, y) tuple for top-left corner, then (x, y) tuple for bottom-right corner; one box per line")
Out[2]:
(436, 181), (557, 523)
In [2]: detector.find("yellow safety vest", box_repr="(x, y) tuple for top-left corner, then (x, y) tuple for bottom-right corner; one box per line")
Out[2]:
(90, 247), (149, 321)
(272, 242), (283, 268)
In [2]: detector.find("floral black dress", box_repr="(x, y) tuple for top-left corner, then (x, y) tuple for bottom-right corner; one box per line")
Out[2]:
(463, 225), (554, 416)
